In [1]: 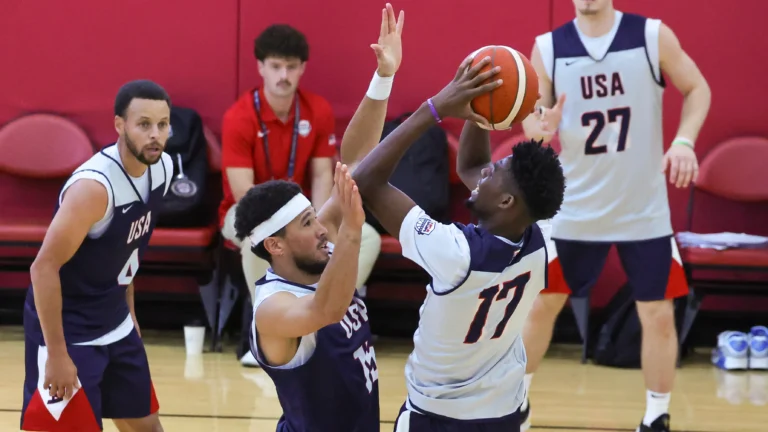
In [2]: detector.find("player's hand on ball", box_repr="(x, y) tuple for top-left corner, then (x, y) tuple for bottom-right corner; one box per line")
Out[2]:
(44, 352), (80, 400)
(430, 55), (502, 126)
(371, 3), (404, 77)
(536, 93), (566, 136)
(662, 143), (699, 188)
(336, 164), (365, 229)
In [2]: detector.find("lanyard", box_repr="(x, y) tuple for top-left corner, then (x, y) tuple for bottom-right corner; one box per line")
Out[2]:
(253, 90), (300, 180)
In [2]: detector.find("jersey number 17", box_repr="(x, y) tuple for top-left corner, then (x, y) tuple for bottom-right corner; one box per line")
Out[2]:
(464, 272), (531, 344)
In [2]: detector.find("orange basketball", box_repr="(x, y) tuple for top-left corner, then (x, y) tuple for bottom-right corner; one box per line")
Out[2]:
(468, 45), (539, 130)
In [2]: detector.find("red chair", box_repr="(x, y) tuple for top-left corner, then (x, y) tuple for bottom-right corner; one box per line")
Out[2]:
(0, 114), (93, 286)
(677, 136), (768, 346)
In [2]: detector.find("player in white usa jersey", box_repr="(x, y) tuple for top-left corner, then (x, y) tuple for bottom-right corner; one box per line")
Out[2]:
(518, 1), (711, 431)
(349, 46), (566, 429)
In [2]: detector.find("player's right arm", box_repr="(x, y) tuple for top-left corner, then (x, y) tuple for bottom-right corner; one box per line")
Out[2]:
(254, 167), (365, 339)
(30, 179), (108, 398)
(522, 41), (565, 144)
(456, 121), (492, 190)
(222, 112), (256, 202)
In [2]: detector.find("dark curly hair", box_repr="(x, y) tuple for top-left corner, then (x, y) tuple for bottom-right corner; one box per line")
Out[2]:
(508, 139), (565, 221)
(234, 180), (303, 262)
(114, 80), (170, 118)
(254, 24), (309, 62)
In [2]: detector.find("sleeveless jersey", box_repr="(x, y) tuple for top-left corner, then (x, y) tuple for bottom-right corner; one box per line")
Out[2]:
(250, 267), (380, 432)
(535, 11), (672, 241)
(24, 144), (173, 345)
(398, 205), (548, 420)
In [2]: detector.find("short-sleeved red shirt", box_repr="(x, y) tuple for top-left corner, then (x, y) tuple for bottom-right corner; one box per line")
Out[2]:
(219, 87), (337, 227)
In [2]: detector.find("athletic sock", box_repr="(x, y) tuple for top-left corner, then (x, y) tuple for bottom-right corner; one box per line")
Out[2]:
(643, 390), (670, 426)
(521, 374), (534, 410)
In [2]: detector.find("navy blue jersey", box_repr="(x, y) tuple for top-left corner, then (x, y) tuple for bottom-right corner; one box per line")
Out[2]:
(24, 144), (173, 345)
(250, 269), (380, 432)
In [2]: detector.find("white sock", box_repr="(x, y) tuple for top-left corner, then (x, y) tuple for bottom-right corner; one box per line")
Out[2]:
(521, 374), (534, 410)
(643, 390), (670, 426)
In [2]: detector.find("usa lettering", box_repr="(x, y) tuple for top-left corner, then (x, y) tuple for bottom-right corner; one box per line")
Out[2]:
(580, 72), (625, 99)
(340, 297), (370, 339)
(127, 211), (152, 244)
(353, 341), (378, 393)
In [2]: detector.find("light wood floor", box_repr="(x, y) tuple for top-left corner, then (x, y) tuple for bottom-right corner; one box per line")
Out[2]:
(0, 327), (765, 432)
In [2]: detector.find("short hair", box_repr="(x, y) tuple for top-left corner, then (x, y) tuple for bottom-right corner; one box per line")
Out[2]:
(254, 24), (309, 62)
(114, 80), (171, 118)
(234, 180), (303, 262)
(508, 139), (565, 221)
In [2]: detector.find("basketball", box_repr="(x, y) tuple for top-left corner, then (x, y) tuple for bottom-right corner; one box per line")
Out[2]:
(468, 45), (540, 130)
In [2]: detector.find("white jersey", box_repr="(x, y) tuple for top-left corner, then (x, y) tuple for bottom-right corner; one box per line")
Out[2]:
(398, 206), (548, 420)
(536, 11), (672, 241)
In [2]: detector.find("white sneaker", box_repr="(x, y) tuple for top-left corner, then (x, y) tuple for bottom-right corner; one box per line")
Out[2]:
(712, 331), (749, 370)
(748, 326), (768, 370)
(240, 350), (260, 368)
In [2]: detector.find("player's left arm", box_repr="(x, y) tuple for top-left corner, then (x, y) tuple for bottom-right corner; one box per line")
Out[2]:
(309, 102), (336, 210)
(317, 3), (403, 242)
(456, 121), (492, 190)
(658, 22), (712, 188)
(126, 282), (140, 337)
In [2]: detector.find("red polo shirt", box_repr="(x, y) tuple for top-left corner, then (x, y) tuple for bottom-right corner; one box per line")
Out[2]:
(219, 87), (337, 227)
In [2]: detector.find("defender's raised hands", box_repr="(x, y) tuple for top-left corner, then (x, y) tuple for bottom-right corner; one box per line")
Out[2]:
(371, 3), (404, 78)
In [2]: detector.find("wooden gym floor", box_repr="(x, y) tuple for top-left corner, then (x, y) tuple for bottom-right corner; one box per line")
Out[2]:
(0, 326), (765, 432)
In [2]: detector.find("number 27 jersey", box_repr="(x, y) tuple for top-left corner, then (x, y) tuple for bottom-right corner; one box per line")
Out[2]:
(399, 205), (547, 420)
(537, 11), (672, 241)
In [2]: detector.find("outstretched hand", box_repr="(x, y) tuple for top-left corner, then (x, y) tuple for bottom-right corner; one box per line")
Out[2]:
(371, 3), (404, 77)
(429, 55), (502, 126)
(334, 163), (365, 229)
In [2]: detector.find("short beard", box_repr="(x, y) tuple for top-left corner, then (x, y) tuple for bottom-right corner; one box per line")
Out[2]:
(294, 256), (328, 276)
(124, 132), (160, 165)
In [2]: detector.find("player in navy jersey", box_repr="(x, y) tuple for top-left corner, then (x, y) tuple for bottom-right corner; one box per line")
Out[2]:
(21, 80), (173, 432)
(232, 5), (403, 431)
(348, 51), (565, 430)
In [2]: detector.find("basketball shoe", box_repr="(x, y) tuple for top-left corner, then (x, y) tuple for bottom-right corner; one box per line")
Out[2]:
(712, 331), (749, 370)
(748, 326), (768, 370)
(638, 413), (670, 432)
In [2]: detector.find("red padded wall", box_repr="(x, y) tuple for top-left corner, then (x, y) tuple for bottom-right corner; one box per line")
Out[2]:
(0, 0), (239, 144)
(237, 0), (550, 121)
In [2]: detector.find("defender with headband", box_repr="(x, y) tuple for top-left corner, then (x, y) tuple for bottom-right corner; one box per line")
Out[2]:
(232, 5), (403, 431)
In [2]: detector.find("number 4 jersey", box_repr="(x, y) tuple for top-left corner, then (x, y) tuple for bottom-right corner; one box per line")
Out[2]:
(24, 144), (173, 345)
(399, 205), (547, 420)
(536, 11), (673, 241)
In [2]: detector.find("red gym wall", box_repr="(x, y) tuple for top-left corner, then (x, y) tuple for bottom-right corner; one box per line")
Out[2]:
(1, 0), (767, 311)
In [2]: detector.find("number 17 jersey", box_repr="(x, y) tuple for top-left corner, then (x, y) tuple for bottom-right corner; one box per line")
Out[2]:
(536, 11), (672, 241)
(398, 205), (547, 420)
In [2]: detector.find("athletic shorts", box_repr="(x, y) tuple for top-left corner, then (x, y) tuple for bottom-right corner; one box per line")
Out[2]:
(20, 329), (159, 432)
(541, 232), (689, 301)
(393, 402), (520, 432)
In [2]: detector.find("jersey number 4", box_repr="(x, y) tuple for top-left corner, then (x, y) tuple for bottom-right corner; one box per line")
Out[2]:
(464, 272), (531, 344)
(117, 249), (140, 286)
(582, 107), (631, 155)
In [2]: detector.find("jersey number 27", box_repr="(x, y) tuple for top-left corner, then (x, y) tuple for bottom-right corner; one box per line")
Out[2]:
(582, 107), (631, 154)
(464, 272), (531, 344)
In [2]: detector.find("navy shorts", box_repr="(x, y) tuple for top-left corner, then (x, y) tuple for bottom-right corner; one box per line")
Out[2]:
(547, 235), (689, 301)
(393, 402), (520, 432)
(21, 329), (159, 432)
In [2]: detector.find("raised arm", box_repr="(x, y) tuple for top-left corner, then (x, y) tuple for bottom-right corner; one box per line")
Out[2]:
(456, 121), (492, 190)
(31, 179), (108, 398)
(353, 55), (500, 237)
(316, 3), (403, 242)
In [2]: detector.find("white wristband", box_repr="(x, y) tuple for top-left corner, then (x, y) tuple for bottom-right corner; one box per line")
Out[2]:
(366, 71), (394, 100)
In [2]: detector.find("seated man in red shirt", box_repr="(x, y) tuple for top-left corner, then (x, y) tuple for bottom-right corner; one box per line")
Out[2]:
(220, 24), (382, 366)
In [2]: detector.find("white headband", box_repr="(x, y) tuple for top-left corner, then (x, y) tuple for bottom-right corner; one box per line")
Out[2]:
(248, 193), (311, 247)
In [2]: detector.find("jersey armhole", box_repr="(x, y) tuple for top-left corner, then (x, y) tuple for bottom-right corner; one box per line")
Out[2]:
(251, 289), (318, 370)
(161, 153), (173, 196)
(535, 33), (555, 82)
(59, 170), (115, 236)
(644, 18), (665, 87)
